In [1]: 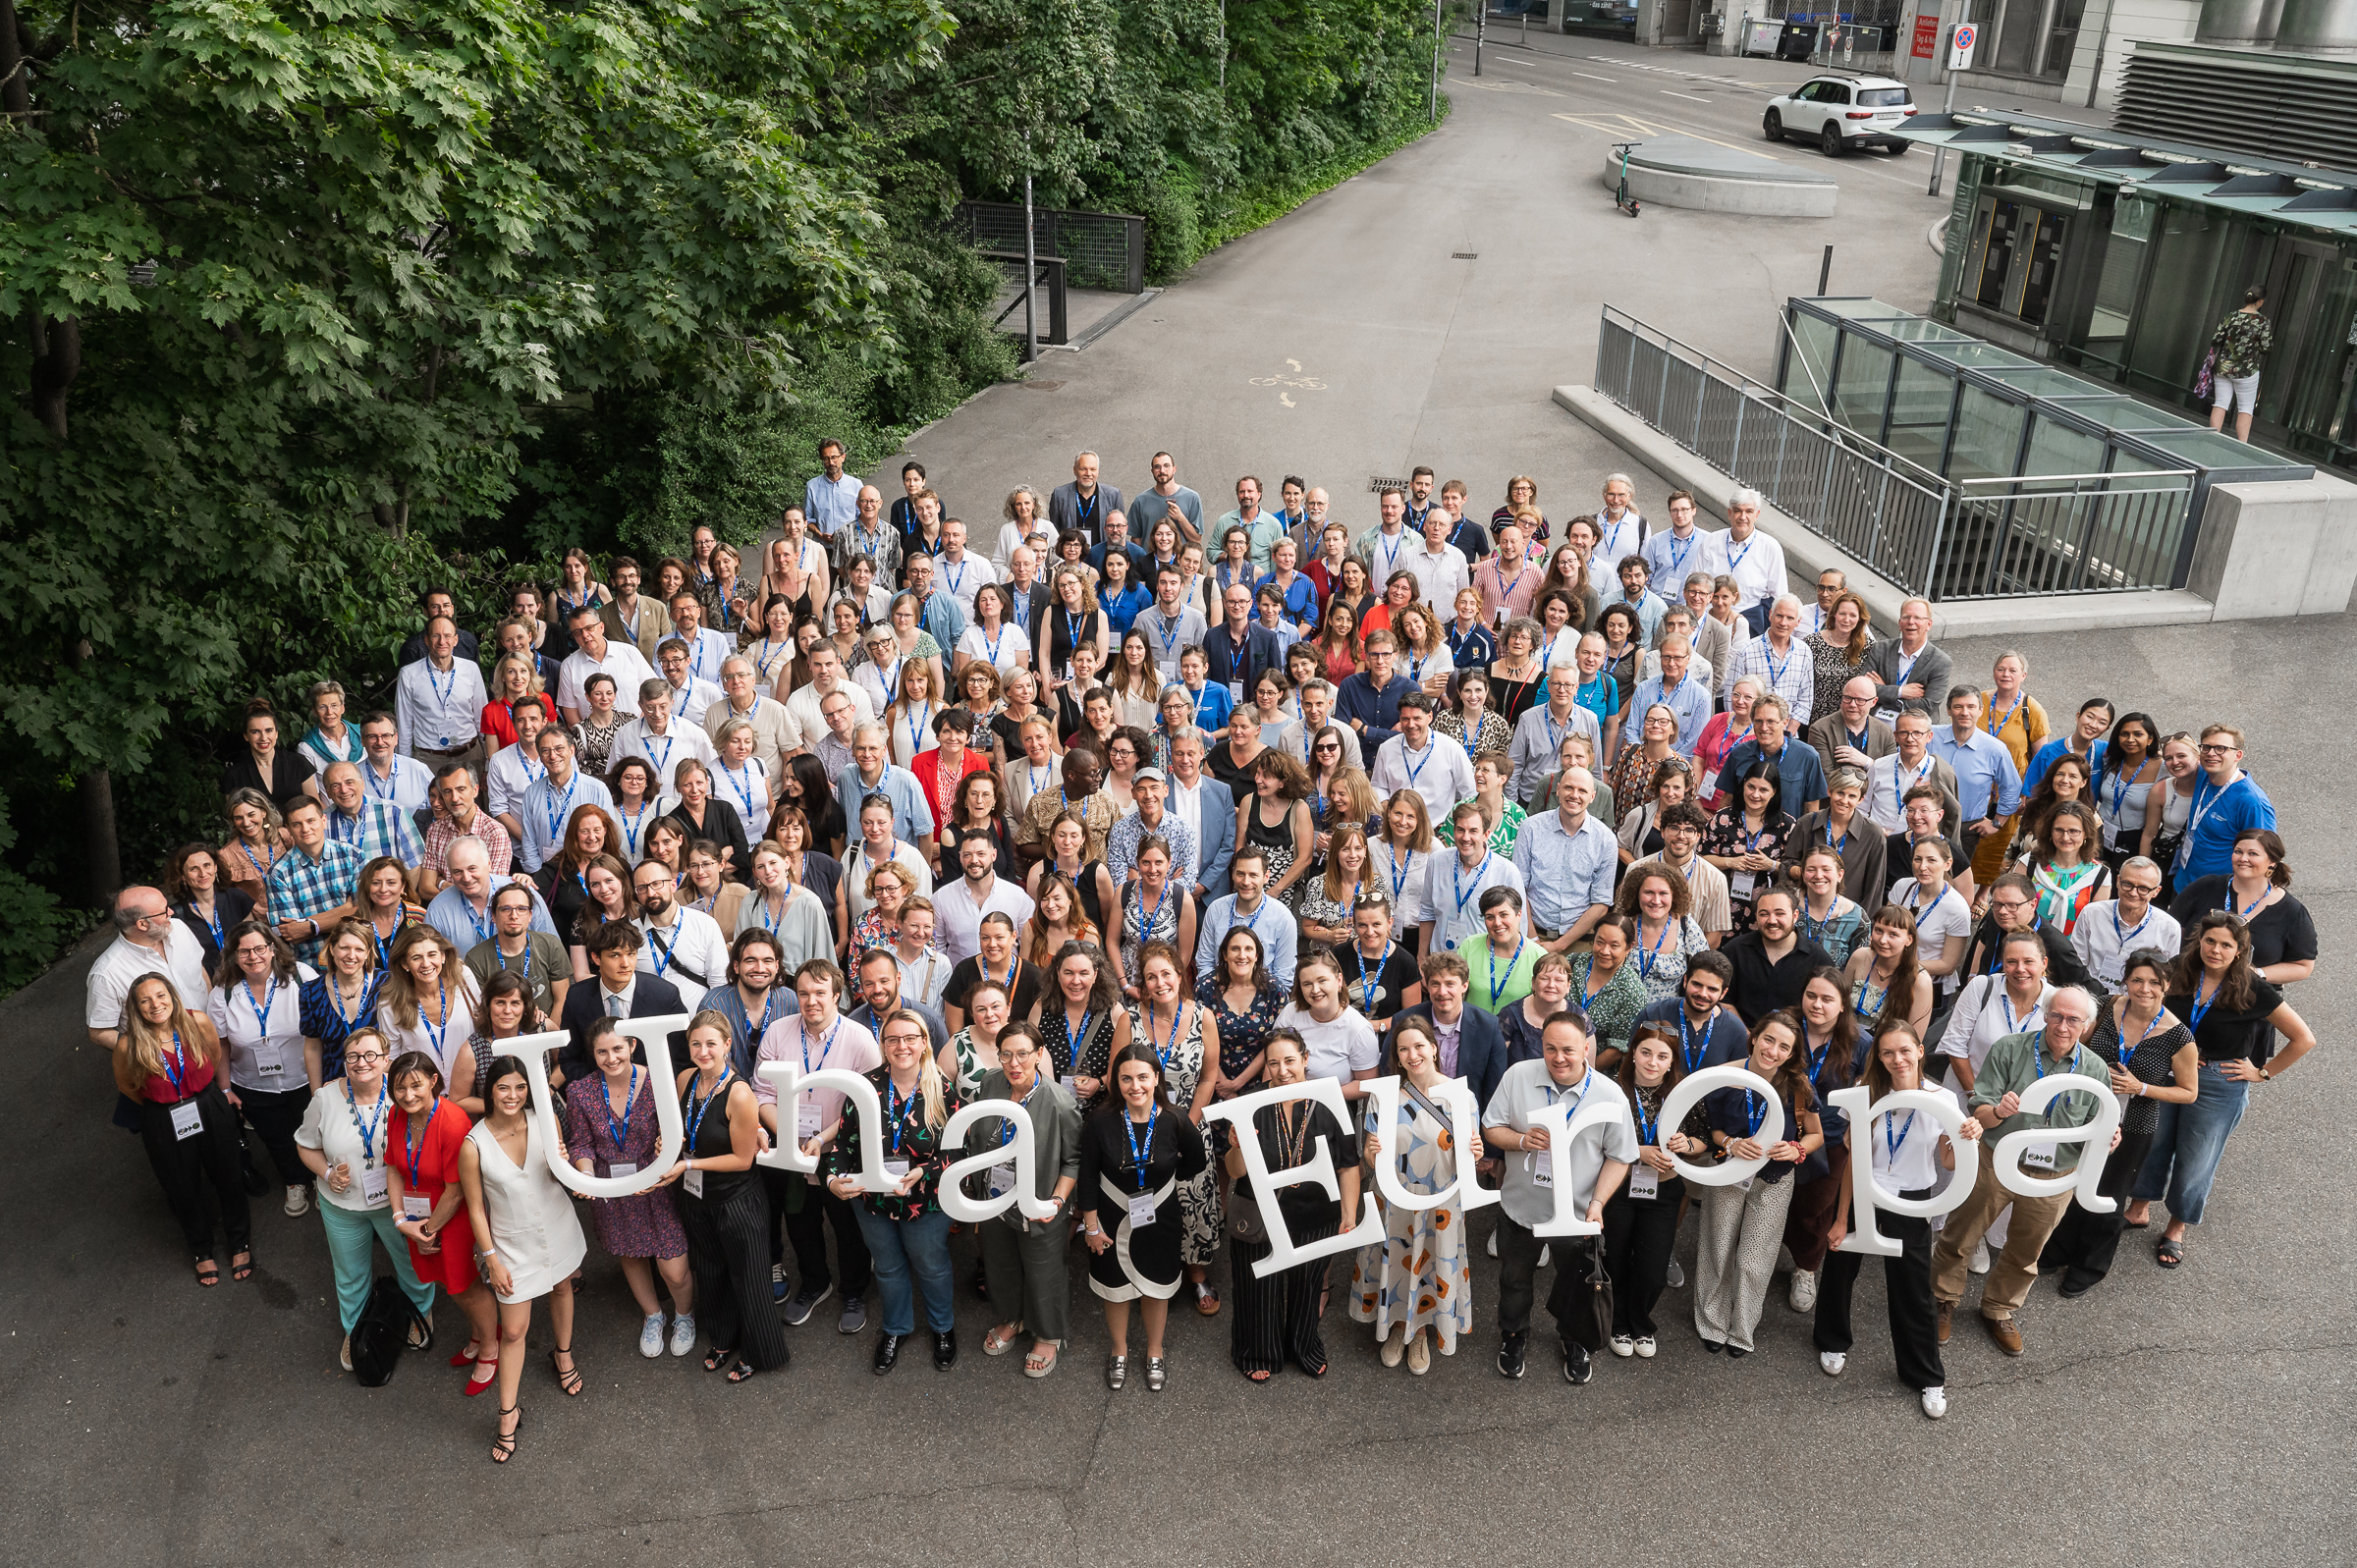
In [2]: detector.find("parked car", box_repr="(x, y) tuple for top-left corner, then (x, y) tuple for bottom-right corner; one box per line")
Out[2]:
(1764, 74), (1915, 156)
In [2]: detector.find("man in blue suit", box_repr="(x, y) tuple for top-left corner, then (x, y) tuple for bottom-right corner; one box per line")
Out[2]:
(1165, 726), (1235, 904)
(1391, 949), (1509, 1109)
(555, 923), (687, 1086)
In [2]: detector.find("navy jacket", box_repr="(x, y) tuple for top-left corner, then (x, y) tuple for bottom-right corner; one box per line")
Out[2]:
(1394, 1000), (1509, 1111)
(556, 971), (686, 1084)
(1336, 672), (1415, 754)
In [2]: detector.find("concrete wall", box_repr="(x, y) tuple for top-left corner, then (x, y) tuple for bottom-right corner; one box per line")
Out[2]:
(1889, 0), (2199, 109)
(2187, 475), (2357, 619)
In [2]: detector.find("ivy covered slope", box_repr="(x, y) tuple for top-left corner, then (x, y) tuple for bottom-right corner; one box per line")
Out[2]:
(0, 0), (1443, 995)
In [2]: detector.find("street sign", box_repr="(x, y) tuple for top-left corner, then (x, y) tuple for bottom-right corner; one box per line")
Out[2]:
(1947, 21), (1976, 68)
(1912, 14), (1940, 56)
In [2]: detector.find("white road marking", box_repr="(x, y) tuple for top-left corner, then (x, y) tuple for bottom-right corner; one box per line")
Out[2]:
(1662, 89), (1711, 102)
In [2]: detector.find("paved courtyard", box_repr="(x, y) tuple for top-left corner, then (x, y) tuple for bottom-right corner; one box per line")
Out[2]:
(3, 40), (2350, 1567)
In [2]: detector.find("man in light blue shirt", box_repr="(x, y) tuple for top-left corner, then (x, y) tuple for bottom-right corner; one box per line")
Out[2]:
(902, 555), (966, 656)
(518, 728), (615, 873)
(2175, 724), (2275, 881)
(1604, 557), (1671, 647)
(1927, 686), (2023, 849)
(1618, 637), (1714, 755)
(803, 437), (861, 538)
(835, 723), (936, 855)
(426, 836), (561, 952)
(1193, 846), (1298, 993)
(1510, 768), (1617, 950)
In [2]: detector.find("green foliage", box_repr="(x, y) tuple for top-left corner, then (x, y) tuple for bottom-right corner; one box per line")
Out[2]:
(0, 785), (72, 997)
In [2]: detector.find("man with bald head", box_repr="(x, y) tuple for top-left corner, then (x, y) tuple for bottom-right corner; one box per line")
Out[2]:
(85, 886), (212, 1051)
(1809, 675), (1897, 780)
(427, 833), (560, 952)
(320, 761), (424, 866)
(843, 481), (900, 583)
(1510, 766), (1617, 953)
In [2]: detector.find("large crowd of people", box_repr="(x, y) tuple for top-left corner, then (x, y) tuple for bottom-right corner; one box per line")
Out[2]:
(86, 440), (2317, 1458)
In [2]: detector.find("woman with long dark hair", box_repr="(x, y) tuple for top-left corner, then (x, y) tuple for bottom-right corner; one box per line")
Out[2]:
(1080, 1040), (1209, 1390)
(1602, 1021), (1704, 1360)
(1781, 968), (1861, 1317)
(1226, 1027), (1357, 1382)
(384, 1051), (501, 1396)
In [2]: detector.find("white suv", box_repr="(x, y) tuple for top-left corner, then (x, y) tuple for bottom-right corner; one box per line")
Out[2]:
(1764, 73), (1916, 156)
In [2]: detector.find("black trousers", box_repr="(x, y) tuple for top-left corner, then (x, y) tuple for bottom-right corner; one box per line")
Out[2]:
(138, 1089), (251, 1259)
(1601, 1184), (1681, 1338)
(2040, 1126), (2155, 1291)
(1231, 1216), (1337, 1377)
(680, 1176), (792, 1371)
(1813, 1189), (1944, 1391)
(239, 1082), (313, 1186)
(771, 1169), (873, 1298)
(1497, 1216), (1606, 1352)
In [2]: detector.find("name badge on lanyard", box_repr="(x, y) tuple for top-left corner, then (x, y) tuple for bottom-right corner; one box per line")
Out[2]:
(1127, 1191), (1158, 1227)
(1626, 1164), (1660, 1200)
(359, 1165), (390, 1205)
(170, 1100), (204, 1141)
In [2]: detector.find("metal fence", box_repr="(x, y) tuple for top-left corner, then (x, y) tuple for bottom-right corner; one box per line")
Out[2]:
(954, 202), (1146, 295)
(1592, 306), (2199, 599)
(979, 251), (1068, 353)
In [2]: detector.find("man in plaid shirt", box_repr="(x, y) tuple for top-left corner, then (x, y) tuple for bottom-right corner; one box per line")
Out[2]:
(320, 763), (423, 868)
(1730, 594), (1819, 728)
(266, 795), (364, 960)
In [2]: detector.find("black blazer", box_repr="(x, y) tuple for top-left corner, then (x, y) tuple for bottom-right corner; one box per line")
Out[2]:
(1393, 1001), (1510, 1110)
(556, 972), (687, 1083)
(666, 796), (754, 884)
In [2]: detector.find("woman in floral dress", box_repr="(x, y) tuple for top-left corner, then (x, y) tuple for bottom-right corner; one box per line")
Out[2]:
(1348, 1015), (1474, 1373)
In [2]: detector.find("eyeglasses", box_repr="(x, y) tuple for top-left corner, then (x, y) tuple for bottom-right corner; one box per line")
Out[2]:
(2119, 882), (2163, 896)
(1991, 899), (2031, 913)
(2197, 743), (2236, 755)
(345, 1052), (387, 1066)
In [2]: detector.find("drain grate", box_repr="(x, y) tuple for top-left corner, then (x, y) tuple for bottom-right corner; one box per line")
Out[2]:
(1453, 251), (1479, 259)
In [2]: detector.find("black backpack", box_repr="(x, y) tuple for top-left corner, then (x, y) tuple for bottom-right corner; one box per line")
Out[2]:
(350, 1274), (425, 1387)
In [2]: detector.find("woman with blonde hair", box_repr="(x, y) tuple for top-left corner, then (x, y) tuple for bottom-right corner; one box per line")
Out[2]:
(1027, 870), (1103, 967)
(885, 655), (943, 771)
(998, 484), (1054, 571)
(826, 1007), (965, 1373)
(221, 788), (285, 917)
(1805, 591), (1874, 724)
(481, 654), (545, 753)
(376, 923), (482, 1090)
(118, 972), (253, 1285)
(1370, 789), (1435, 945)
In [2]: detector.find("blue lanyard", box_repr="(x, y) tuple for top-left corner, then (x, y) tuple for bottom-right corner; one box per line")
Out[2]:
(345, 1079), (388, 1167)
(1064, 1007), (1094, 1064)
(1547, 1068), (1594, 1119)
(723, 761), (760, 823)
(1124, 1104), (1159, 1175)
(494, 940), (532, 984)
(367, 758), (402, 801)
(162, 1030), (191, 1098)
(1355, 943), (1391, 1009)
(242, 974), (280, 1035)
(1891, 754), (1931, 817)
(597, 1065), (637, 1154)
(1635, 919), (1674, 981)
(1883, 1108), (1917, 1164)
(738, 988), (779, 1060)
(540, 776), (576, 847)
(1150, 1002), (1184, 1071)
(1631, 1088), (1660, 1147)
(1487, 938), (1526, 1010)
(1400, 740), (1435, 789)
(2118, 1008), (2162, 1071)
(905, 701), (930, 760)
(1452, 853), (1491, 920)
(405, 1100), (439, 1190)
(685, 1069), (731, 1155)
(886, 1075), (919, 1155)
(2187, 976), (2220, 1034)
(1741, 1089), (1767, 1138)
(1803, 1031), (1836, 1088)
(798, 1015), (841, 1075)
(1678, 1007), (1716, 1074)
(2108, 758), (2147, 820)
(420, 978), (451, 1063)
(620, 800), (654, 859)
(1388, 845), (1414, 907)
(1000, 1079), (1039, 1149)
(2027, 1032), (2086, 1114)
(1132, 878), (1170, 945)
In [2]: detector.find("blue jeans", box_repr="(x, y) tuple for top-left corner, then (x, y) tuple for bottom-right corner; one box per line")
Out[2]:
(318, 1200), (436, 1331)
(2130, 1062), (2250, 1226)
(854, 1207), (956, 1335)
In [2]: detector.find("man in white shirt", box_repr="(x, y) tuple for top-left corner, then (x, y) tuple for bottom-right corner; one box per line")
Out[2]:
(1131, 565), (1209, 684)
(356, 712), (432, 814)
(518, 727), (615, 873)
(1191, 846), (1298, 992)
(1731, 595), (1818, 728)
(844, 793), (936, 926)
(486, 697), (551, 841)
(1354, 488), (1416, 588)
(1865, 710), (1960, 836)
(783, 644), (877, 755)
(664, 593), (736, 690)
(935, 517), (999, 619)
(932, 834), (1036, 964)
(702, 656), (798, 781)
(555, 604), (656, 728)
(396, 616), (488, 767)
(655, 639), (724, 730)
(1422, 801), (1526, 953)
(1640, 489), (1728, 601)
(1590, 473), (1647, 581)
(2071, 857), (2181, 987)
(1719, 487), (1787, 636)
(85, 888), (214, 1048)
(613, 676), (719, 796)
(631, 859), (731, 1005)
(1507, 678), (1601, 810)
(1371, 692), (1475, 830)
(1403, 507), (1470, 611)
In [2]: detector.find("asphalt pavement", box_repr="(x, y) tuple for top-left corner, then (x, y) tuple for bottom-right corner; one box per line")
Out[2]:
(4, 40), (2352, 1568)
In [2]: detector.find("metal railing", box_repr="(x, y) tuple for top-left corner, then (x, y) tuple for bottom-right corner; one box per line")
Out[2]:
(1593, 305), (2201, 599)
(1596, 305), (1952, 594)
(954, 202), (1145, 295)
(980, 251), (1068, 353)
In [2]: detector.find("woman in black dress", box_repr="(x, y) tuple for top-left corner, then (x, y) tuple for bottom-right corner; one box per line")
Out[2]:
(168, 843), (254, 981)
(219, 699), (318, 811)
(666, 760), (753, 883)
(2039, 951), (2196, 1296)
(1228, 1026), (1361, 1382)
(1079, 1040), (1209, 1391)
(667, 1010), (789, 1381)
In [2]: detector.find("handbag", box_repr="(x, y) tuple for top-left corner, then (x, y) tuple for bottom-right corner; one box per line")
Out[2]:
(1579, 1237), (1617, 1351)
(349, 1273), (426, 1387)
(1227, 1176), (1268, 1244)
(2194, 348), (2217, 401)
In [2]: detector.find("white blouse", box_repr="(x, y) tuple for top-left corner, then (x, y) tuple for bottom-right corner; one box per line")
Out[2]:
(207, 964), (317, 1093)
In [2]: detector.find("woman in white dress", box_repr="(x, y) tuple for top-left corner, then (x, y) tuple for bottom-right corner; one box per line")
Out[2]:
(460, 1054), (589, 1464)
(1350, 1014), (1478, 1373)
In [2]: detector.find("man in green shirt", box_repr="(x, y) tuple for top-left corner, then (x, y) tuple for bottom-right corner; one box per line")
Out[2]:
(1931, 987), (2117, 1357)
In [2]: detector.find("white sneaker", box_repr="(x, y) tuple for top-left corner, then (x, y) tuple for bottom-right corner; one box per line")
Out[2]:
(1633, 1335), (1657, 1358)
(1969, 1240), (1992, 1275)
(285, 1184), (310, 1217)
(1789, 1269), (1819, 1313)
(639, 1313), (666, 1358)
(1538, 1245), (1553, 1269)
(339, 1333), (353, 1373)
(1665, 1259), (1685, 1290)
(1819, 1350), (1846, 1377)
(1610, 1335), (1634, 1358)
(1487, 1229), (1499, 1259)
(670, 1312), (696, 1356)
(1920, 1385), (1948, 1420)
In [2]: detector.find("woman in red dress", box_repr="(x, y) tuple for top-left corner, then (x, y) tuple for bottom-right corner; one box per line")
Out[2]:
(386, 1050), (501, 1395)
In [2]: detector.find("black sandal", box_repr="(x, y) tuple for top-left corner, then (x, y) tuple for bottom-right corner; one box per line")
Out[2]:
(192, 1257), (219, 1288)
(230, 1249), (253, 1282)
(725, 1358), (759, 1383)
(491, 1404), (522, 1464)
(703, 1344), (737, 1374)
(548, 1345), (583, 1396)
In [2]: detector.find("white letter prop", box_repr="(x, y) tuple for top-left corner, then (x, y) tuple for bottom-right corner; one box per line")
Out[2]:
(513, 1016), (690, 1199)
(1989, 1073), (2120, 1210)
(936, 1099), (1063, 1224)
(753, 1058), (895, 1191)
(1201, 1078), (1385, 1278)
(1361, 1074), (1502, 1216)
(1829, 1085), (1980, 1258)
(1527, 1085), (1639, 1238)
(1653, 1063), (1784, 1188)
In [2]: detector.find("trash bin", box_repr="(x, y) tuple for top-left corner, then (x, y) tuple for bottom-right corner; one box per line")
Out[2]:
(1777, 20), (1821, 56)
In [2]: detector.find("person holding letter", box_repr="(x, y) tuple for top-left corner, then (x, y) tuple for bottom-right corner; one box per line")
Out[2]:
(1601, 1023), (1706, 1362)
(668, 1012), (788, 1384)
(1227, 1029), (1358, 1383)
(970, 1022), (1082, 1379)
(1692, 1010), (1821, 1358)
(1080, 1042), (1209, 1391)
(826, 1010), (964, 1375)
(1348, 1015), (1481, 1375)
